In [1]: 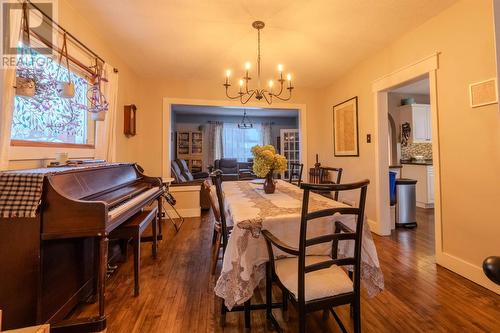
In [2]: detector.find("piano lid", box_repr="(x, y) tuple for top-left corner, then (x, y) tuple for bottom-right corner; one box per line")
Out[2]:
(0, 163), (138, 218)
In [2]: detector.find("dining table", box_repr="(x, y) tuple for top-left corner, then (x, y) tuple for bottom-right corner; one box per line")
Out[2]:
(214, 179), (385, 310)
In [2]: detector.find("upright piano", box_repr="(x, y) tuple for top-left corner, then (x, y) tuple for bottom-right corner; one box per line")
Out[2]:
(0, 163), (163, 331)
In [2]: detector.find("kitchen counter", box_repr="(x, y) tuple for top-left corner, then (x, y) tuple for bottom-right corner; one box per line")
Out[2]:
(400, 159), (433, 166)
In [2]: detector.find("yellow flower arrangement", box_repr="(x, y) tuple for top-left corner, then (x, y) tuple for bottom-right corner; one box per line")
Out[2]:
(251, 145), (288, 178)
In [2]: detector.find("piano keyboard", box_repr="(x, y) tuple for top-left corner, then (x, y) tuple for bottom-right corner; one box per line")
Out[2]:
(108, 187), (159, 220)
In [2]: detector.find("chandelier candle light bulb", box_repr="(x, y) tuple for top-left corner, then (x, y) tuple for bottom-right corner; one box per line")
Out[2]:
(223, 21), (294, 104)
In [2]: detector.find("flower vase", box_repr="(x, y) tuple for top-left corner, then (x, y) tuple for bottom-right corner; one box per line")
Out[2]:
(263, 171), (276, 194)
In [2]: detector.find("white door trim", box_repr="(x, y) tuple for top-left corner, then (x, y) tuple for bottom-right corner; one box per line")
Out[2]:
(162, 97), (308, 180)
(371, 53), (442, 247)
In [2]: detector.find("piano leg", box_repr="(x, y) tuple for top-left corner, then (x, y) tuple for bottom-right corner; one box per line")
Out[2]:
(152, 208), (158, 259)
(157, 196), (163, 239)
(98, 236), (108, 319)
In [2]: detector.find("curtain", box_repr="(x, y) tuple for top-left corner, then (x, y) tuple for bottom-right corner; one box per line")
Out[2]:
(223, 123), (263, 162)
(261, 122), (272, 145)
(206, 121), (223, 167)
(95, 64), (119, 162)
(0, 9), (22, 170)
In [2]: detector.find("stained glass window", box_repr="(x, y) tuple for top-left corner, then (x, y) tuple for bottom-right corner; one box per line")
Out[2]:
(11, 47), (90, 144)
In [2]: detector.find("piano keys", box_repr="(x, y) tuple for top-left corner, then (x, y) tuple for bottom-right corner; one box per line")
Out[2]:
(0, 163), (163, 331)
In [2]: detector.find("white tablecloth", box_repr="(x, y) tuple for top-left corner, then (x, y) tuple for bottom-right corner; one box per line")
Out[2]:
(214, 180), (384, 310)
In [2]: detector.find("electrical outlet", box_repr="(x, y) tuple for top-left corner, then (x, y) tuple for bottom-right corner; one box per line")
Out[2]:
(367, 134), (371, 143)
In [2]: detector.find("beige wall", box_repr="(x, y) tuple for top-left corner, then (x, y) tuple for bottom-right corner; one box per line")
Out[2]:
(317, 0), (500, 292)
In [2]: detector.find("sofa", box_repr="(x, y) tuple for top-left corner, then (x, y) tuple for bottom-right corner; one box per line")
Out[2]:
(209, 158), (257, 181)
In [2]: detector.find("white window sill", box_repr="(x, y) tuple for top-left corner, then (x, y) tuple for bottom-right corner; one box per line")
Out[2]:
(8, 145), (95, 162)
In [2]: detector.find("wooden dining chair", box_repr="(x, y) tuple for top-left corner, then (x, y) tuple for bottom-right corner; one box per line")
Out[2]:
(263, 180), (369, 333)
(209, 170), (255, 329)
(310, 165), (343, 201)
(203, 176), (233, 275)
(288, 162), (304, 187)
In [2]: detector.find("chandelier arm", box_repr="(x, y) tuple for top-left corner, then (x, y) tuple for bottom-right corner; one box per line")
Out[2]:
(270, 88), (293, 101)
(261, 91), (272, 105)
(240, 90), (256, 104)
(225, 85), (244, 100)
(274, 79), (285, 97)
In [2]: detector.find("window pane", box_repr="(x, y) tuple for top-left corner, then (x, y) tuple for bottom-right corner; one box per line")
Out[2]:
(11, 48), (90, 144)
(223, 123), (263, 162)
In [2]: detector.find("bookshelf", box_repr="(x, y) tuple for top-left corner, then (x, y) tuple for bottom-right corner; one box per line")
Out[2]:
(176, 131), (203, 173)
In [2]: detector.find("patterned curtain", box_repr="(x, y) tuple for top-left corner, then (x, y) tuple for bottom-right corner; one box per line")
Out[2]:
(0, 10), (22, 170)
(206, 121), (223, 167)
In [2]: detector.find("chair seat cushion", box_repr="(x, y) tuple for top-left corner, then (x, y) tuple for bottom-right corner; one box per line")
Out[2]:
(275, 255), (353, 302)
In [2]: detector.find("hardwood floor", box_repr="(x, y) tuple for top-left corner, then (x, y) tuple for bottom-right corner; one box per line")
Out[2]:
(73, 208), (500, 332)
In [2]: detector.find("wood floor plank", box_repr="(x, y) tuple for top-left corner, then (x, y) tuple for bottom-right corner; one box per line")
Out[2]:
(72, 208), (500, 332)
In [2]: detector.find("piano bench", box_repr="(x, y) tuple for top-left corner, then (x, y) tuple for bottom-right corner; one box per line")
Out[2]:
(109, 207), (158, 297)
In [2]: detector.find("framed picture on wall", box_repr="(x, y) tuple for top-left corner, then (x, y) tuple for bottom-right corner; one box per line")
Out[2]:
(333, 96), (359, 157)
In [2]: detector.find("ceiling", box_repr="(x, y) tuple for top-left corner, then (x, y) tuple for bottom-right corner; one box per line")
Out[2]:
(65, 0), (457, 88)
(172, 104), (298, 118)
(391, 78), (430, 94)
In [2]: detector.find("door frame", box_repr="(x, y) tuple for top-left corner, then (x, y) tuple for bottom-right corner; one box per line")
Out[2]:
(162, 97), (308, 180)
(371, 53), (443, 259)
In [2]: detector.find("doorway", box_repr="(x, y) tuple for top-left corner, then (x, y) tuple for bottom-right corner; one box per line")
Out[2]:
(162, 98), (308, 180)
(372, 54), (444, 263)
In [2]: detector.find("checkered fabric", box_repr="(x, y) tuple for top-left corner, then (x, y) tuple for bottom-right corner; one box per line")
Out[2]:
(0, 173), (45, 218)
(0, 163), (133, 218)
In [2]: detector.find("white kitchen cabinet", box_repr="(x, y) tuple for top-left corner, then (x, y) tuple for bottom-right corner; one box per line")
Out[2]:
(399, 104), (432, 143)
(401, 164), (434, 208)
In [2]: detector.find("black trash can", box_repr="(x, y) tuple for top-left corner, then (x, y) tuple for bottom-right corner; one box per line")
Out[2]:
(395, 178), (417, 228)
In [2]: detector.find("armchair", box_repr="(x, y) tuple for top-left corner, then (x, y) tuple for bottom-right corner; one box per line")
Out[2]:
(212, 159), (240, 181)
(171, 159), (210, 210)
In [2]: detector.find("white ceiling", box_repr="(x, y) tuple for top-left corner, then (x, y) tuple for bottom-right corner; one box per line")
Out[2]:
(172, 104), (298, 118)
(65, 0), (457, 88)
(391, 78), (430, 94)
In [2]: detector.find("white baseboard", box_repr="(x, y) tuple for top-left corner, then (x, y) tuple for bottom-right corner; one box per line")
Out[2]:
(165, 207), (200, 218)
(436, 251), (500, 295)
(416, 202), (434, 209)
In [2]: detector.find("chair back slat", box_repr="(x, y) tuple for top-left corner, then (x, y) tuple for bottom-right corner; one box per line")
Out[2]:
(304, 258), (356, 274)
(305, 232), (356, 247)
(306, 207), (360, 220)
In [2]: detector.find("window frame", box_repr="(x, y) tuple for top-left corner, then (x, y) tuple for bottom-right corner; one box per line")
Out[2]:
(9, 36), (97, 157)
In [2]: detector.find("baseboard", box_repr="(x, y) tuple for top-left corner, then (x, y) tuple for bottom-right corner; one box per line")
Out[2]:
(436, 251), (500, 295)
(416, 202), (434, 209)
(165, 207), (200, 218)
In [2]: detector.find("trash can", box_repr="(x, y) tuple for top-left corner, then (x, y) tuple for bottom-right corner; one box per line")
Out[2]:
(395, 178), (417, 228)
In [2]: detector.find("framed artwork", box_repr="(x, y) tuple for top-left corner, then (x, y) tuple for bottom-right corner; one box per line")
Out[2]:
(333, 96), (359, 157)
(469, 78), (498, 108)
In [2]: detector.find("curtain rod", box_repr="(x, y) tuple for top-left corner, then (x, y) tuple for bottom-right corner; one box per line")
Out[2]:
(206, 120), (275, 125)
(26, 0), (105, 64)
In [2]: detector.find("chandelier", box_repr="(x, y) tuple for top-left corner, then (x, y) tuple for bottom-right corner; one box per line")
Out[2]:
(237, 109), (253, 129)
(224, 21), (294, 105)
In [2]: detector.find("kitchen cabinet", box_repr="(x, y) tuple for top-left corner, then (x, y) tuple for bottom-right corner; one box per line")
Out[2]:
(401, 164), (434, 208)
(399, 104), (432, 143)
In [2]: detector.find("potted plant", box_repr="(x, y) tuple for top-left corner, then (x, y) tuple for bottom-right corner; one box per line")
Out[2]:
(87, 63), (109, 121)
(251, 145), (287, 194)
